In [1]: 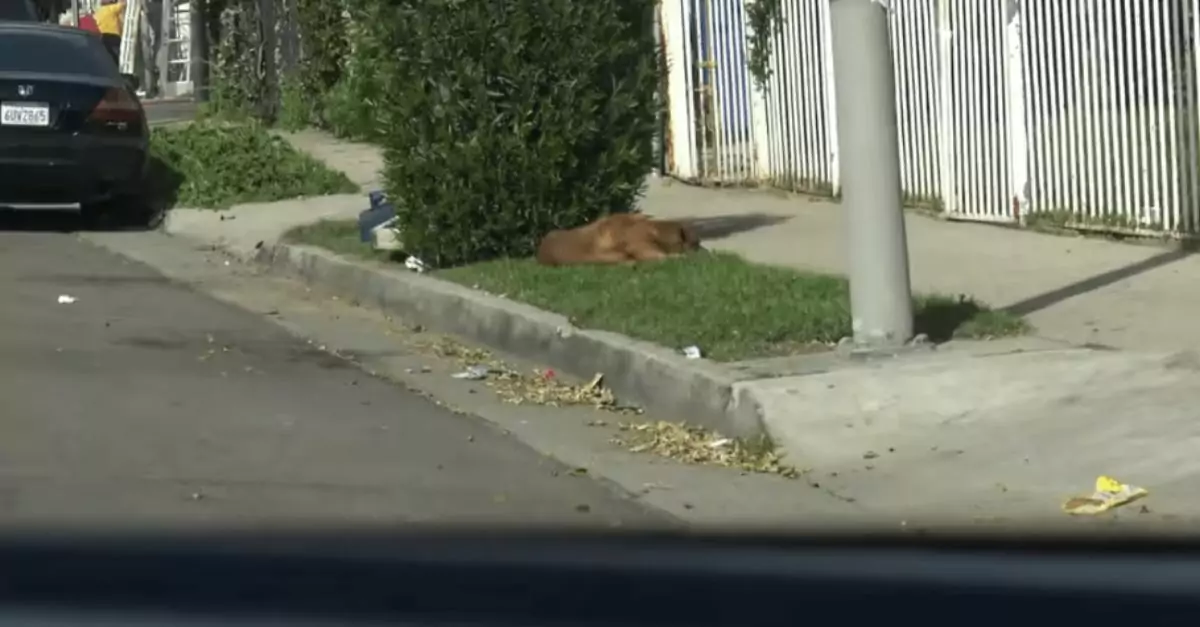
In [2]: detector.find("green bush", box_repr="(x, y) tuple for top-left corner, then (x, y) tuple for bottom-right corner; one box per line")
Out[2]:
(374, 0), (662, 267)
(207, 0), (271, 121)
(150, 121), (359, 209)
(276, 75), (312, 131)
(295, 0), (349, 127)
(322, 0), (390, 141)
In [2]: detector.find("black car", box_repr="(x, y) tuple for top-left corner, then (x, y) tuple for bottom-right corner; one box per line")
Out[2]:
(0, 21), (151, 225)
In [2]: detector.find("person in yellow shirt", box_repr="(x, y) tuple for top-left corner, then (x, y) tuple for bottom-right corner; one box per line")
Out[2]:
(94, 0), (126, 63)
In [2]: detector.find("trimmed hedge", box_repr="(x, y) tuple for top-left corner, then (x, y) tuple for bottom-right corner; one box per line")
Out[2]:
(372, 0), (663, 267)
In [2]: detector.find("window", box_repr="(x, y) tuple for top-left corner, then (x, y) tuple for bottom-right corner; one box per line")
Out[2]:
(0, 31), (116, 76)
(0, 0), (40, 21)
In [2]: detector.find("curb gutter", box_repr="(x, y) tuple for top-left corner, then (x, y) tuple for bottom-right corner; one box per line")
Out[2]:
(255, 243), (770, 440)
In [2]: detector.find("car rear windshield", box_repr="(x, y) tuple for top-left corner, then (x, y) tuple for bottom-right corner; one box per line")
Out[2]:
(0, 31), (115, 76)
(0, 1), (39, 20)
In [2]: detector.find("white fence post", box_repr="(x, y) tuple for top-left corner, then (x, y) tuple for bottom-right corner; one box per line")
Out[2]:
(934, 0), (955, 214)
(661, 0), (698, 180)
(1192, 0), (1200, 233)
(1004, 0), (1029, 223)
(820, 0), (840, 195)
(743, 0), (771, 180)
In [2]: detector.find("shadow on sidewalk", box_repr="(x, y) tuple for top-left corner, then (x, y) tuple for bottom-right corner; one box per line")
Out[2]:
(1002, 243), (1200, 317)
(680, 213), (791, 241)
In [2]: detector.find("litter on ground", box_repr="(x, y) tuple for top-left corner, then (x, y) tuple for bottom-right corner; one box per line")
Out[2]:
(1062, 475), (1149, 516)
(451, 365), (490, 381)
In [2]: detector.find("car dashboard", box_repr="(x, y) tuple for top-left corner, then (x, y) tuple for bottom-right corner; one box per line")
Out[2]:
(0, 530), (1195, 626)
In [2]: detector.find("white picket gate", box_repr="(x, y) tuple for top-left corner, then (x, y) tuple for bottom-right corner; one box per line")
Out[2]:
(660, 0), (1200, 236)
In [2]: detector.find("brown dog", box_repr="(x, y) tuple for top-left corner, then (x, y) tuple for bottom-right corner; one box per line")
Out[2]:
(536, 213), (702, 266)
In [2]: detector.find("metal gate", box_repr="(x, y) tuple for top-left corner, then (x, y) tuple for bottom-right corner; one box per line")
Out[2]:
(1022, 0), (1197, 233)
(762, 0), (835, 194)
(890, 0), (941, 206)
(939, 0), (1015, 223)
(660, 0), (1200, 237)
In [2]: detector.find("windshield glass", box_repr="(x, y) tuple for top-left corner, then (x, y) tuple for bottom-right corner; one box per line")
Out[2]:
(0, 0), (38, 21)
(0, 0), (1173, 543)
(0, 31), (113, 76)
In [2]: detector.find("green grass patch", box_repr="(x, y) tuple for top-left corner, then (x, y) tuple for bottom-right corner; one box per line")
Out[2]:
(149, 121), (358, 210)
(286, 219), (393, 261)
(286, 219), (1029, 361)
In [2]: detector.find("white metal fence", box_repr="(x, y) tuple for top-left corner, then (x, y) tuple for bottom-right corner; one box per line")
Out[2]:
(660, 0), (1200, 236)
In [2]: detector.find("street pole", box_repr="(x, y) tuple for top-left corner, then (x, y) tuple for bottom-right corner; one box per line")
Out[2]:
(72, 0), (80, 26)
(828, 0), (914, 348)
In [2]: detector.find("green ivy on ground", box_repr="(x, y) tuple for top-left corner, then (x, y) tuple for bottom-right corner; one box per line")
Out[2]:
(150, 121), (359, 209)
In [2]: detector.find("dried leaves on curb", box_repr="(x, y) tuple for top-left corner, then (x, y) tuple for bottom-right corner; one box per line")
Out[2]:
(414, 336), (801, 478)
(489, 370), (620, 409)
(613, 421), (801, 478)
(420, 337), (637, 412)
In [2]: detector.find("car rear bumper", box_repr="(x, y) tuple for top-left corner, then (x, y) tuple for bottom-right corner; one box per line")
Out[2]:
(0, 133), (148, 205)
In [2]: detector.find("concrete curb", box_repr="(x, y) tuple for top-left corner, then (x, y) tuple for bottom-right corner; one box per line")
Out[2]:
(255, 242), (770, 440)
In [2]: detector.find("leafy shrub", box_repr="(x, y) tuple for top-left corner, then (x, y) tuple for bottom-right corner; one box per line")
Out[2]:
(276, 75), (313, 131)
(373, 0), (662, 267)
(206, 0), (272, 121)
(150, 121), (359, 209)
(205, 0), (346, 126)
(294, 0), (349, 127)
(322, 0), (390, 140)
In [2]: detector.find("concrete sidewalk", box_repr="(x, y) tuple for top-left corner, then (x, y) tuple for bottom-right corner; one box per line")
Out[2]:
(173, 129), (1200, 526)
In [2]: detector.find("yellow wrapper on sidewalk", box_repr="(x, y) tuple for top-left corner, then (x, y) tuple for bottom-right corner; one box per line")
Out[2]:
(1062, 475), (1148, 516)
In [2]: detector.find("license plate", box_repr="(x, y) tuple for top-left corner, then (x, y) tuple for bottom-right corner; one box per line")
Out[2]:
(0, 102), (50, 127)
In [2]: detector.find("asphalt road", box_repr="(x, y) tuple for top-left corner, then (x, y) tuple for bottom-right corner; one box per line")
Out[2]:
(0, 214), (664, 529)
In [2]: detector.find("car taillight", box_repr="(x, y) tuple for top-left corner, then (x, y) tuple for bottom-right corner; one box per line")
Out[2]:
(86, 87), (142, 131)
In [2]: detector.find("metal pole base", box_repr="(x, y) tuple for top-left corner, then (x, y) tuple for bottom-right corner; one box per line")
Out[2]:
(835, 333), (935, 361)
(829, 0), (915, 349)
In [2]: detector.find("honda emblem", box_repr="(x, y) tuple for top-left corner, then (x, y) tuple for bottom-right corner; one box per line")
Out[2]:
(16, 85), (33, 97)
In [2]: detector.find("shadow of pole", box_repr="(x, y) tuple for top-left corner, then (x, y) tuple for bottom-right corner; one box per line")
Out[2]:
(1002, 247), (1193, 317)
(677, 213), (791, 241)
